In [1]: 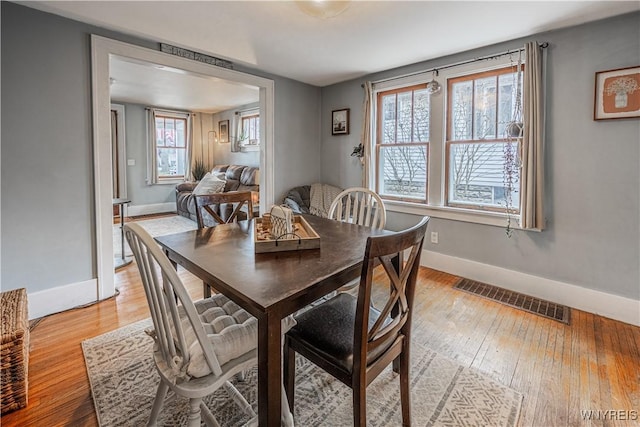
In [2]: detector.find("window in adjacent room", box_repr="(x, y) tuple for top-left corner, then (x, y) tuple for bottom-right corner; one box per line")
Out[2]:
(446, 66), (522, 212)
(241, 113), (260, 145)
(375, 84), (429, 203)
(149, 110), (190, 183)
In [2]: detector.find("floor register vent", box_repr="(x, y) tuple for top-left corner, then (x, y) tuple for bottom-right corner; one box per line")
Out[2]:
(454, 278), (570, 324)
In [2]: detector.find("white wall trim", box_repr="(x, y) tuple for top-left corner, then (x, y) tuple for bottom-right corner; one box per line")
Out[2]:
(28, 279), (98, 320)
(127, 202), (176, 217)
(421, 250), (640, 327)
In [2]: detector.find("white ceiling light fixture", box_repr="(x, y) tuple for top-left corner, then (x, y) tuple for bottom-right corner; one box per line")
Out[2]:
(296, 0), (351, 19)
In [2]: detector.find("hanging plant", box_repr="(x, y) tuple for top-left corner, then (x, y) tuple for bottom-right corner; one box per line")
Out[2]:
(503, 51), (524, 238)
(351, 143), (364, 158)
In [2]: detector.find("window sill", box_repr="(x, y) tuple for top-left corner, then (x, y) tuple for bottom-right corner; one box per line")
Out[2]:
(384, 200), (523, 229)
(152, 178), (184, 186)
(240, 145), (260, 152)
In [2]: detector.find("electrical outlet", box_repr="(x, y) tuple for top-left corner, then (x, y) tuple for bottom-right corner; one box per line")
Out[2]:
(430, 232), (438, 244)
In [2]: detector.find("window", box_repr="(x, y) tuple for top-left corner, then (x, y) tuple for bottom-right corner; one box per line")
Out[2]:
(148, 109), (191, 184)
(375, 84), (429, 202)
(446, 67), (522, 212)
(155, 115), (187, 179)
(241, 113), (260, 145)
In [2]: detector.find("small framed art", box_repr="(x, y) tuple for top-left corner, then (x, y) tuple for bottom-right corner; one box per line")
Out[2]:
(594, 66), (640, 120)
(332, 108), (350, 135)
(219, 120), (229, 142)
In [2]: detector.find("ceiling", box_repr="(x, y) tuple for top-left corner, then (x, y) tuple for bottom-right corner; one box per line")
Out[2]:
(22, 1), (639, 110)
(109, 57), (259, 113)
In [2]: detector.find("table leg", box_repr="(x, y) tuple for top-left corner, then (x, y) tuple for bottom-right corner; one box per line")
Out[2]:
(257, 312), (282, 427)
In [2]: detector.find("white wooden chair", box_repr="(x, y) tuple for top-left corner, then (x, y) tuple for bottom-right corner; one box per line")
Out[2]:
(124, 222), (293, 427)
(328, 187), (387, 294)
(328, 187), (386, 230)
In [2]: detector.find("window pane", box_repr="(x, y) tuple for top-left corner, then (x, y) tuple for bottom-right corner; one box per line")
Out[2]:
(448, 142), (520, 208)
(157, 147), (186, 177)
(164, 119), (176, 147)
(378, 145), (427, 200)
(381, 94), (396, 143)
(397, 91), (412, 142)
(498, 71), (523, 138)
(155, 118), (165, 147)
(176, 120), (186, 147)
(473, 77), (497, 139)
(255, 117), (260, 141)
(413, 89), (429, 142)
(451, 81), (473, 140)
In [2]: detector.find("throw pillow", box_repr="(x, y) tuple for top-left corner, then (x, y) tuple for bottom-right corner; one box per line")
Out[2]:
(193, 172), (226, 196)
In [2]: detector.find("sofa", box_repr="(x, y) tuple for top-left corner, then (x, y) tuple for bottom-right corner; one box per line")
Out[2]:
(176, 164), (259, 225)
(282, 185), (312, 214)
(282, 183), (343, 217)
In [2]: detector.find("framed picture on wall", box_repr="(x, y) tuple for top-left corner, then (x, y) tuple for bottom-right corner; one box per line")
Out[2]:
(219, 120), (229, 142)
(594, 66), (640, 120)
(332, 108), (350, 135)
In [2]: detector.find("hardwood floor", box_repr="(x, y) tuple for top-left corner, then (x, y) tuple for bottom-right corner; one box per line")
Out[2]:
(2, 265), (638, 426)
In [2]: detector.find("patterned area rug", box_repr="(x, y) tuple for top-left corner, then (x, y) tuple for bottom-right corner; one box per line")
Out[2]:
(113, 215), (197, 258)
(83, 319), (523, 426)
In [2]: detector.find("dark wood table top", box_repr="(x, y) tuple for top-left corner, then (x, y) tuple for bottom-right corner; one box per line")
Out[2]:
(154, 214), (391, 318)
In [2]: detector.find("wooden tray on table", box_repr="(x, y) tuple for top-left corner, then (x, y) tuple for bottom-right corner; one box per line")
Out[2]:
(254, 215), (320, 253)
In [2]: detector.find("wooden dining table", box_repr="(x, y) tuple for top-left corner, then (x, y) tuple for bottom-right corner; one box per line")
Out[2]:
(154, 214), (391, 427)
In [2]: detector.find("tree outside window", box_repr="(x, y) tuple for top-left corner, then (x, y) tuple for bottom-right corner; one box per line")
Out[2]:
(375, 84), (429, 202)
(155, 115), (187, 179)
(447, 66), (522, 212)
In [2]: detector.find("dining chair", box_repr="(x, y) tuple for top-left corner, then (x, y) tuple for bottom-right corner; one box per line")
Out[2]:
(283, 216), (429, 427)
(328, 187), (386, 230)
(328, 187), (387, 295)
(124, 222), (294, 427)
(195, 191), (255, 229)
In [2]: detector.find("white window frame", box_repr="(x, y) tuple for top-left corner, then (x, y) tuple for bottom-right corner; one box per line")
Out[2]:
(368, 56), (524, 228)
(147, 109), (191, 185)
(235, 108), (260, 152)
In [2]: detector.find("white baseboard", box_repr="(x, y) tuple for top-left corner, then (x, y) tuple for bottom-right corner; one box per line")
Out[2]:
(421, 250), (640, 327)
(127, 202), (176, 217)
(28, 279), (102, 320)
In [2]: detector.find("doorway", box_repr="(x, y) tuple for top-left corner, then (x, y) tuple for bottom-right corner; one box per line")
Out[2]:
(92, 35), (275, 300)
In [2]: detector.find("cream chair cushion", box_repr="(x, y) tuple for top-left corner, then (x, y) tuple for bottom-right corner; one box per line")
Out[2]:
(181, 293), (295, 378)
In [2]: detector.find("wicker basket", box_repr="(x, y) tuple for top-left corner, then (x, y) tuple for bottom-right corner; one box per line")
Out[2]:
(1, 288), (29, 414)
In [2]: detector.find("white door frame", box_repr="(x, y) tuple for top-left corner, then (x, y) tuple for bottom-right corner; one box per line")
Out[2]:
(91, 35), (275, 299)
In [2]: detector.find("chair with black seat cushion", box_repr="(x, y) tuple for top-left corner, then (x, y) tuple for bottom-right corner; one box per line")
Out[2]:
(284, 216), (429, 427)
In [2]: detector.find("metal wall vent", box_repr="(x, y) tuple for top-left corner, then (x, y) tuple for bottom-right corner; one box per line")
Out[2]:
(454, 278), (570, 324)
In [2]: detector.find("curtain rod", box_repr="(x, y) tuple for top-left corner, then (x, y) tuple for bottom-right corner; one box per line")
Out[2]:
(363, 42), (548, 87)
(145, 107), (194, 115)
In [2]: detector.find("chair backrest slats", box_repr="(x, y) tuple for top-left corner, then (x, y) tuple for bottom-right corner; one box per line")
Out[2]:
(328, 187), (387, 230)
(353, 216), (429, 369)
(195, 191), (255, 229)
(125, 223), (224, 377)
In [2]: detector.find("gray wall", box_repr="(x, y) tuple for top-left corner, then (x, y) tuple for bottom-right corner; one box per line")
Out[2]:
(211, 102), (260, 168)
(1, 2), (321, 293)
(118, 103), (176, 207)
(320, 12), (640, 301)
